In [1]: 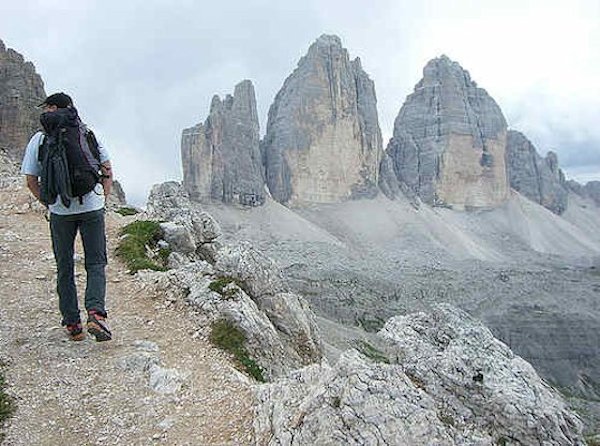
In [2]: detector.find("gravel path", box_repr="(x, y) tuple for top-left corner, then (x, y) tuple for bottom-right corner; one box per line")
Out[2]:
(0, 181), (256, 445)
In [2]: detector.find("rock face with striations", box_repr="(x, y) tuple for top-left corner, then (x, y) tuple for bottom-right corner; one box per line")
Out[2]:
(181, 80), (265, 206)
(0, 39), (46, 160)
(380, 55), (509, 210)
(142, 182), (323, 379)
(505, 130), (569, 214)
(262, 35), (383, 205)
(255, 305), (584, 445)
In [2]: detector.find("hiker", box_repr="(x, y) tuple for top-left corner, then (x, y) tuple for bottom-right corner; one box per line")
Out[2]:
(21, 92), (113, 341)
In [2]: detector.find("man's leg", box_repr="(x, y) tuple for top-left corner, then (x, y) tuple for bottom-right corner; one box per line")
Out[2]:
(79, 209), (107, 315)
(49, 213), (80, 325)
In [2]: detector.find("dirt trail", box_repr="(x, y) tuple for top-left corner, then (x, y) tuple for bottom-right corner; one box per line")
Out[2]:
(0, 181), (255, 445)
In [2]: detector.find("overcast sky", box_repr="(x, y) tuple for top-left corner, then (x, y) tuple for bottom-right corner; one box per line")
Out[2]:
(2, 0), (599, 205)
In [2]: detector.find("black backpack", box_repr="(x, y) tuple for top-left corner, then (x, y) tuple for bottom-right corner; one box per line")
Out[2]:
(38, 107), (102, 207)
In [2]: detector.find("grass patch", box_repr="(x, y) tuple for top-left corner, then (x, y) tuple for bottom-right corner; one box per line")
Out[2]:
(356, 315), (385, 333)
(114, 206), (139, 216)
(353, 340), (390, 364)
(115, 220), (167, 273)
(208, 277), (239, 299)
(209, 319), (265, 382)
(585, 436), (600, 446)
(0, 362), (15, 441)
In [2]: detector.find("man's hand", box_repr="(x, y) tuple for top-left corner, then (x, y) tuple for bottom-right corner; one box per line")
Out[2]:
(25, 175), (42, 202)
(100, 161), (113, 197)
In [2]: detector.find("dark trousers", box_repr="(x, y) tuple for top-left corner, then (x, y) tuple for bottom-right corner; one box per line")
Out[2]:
(49, 209), (107, 326)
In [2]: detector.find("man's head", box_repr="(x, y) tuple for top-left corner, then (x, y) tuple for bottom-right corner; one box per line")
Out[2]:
(39, 92), (73, 112)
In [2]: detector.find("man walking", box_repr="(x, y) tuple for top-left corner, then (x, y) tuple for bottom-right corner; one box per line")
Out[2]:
(21, 92), (113, 341)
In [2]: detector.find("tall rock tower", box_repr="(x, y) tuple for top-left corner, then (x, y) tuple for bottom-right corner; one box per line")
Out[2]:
(505, 130), (568, 214)
(181, 80), (265, 206)
(0, 39), (46, 160)
(380, 55), (509, 210)
(262, 35), (383, 205)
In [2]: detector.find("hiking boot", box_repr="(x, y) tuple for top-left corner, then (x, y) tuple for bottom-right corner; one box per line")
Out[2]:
(87, 311), (112, 342)
(66, 322), (85, 341)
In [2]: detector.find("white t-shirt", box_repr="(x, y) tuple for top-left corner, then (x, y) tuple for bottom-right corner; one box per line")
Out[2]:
(21, 131), (111, 215)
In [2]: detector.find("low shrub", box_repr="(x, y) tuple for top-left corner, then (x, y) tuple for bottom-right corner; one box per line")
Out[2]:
(209, 319), (265, 382)
(208, 277), (239, 299)
(353, 340), (390, 364)
(114, 206), (139, 216)
(115, 220), (167, 273)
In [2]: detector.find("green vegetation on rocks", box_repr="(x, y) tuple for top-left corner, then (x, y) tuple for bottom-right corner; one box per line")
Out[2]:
(0, 362), (15, 442)
(115, 206), (139, 216)
(208, 277), (239, 299)
(115, 220), (168, 273)
(210, 319), (265, 382)
(353, 340), (390, 364)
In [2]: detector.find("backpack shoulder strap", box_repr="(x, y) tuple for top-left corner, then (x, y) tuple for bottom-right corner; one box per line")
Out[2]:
(37, 133), (47, 163)
(85, 129), (102, 163)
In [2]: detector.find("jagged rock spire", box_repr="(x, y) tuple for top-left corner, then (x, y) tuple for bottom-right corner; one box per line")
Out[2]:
(181, 79), (265, 206)
(380, 55), (509, 210)
(0, 39), (46, 159)
(262, 34), (383, 205)
(506, 130), (568, 214)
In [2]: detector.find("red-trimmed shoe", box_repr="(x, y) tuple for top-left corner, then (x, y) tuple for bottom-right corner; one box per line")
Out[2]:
(66, 322), (85, 341)
(87, 311), (112, 342)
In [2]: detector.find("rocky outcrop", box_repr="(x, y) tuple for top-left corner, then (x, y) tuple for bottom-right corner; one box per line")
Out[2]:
(568, 179), (600, 207)
(255, 305), (584, 445)
(142, 182), (323, 379)
(506, 130), (568, 214)
(263, 35), (383, 205)
(583, 181), (600, 206)
(0, 39), (45, 160)
(105, 179), (128, 209)
(380, 55), (509, 210)
(181, 80), (265, 206)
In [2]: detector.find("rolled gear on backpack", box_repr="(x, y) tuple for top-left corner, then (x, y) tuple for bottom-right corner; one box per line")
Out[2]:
(39, 107), (102, 207)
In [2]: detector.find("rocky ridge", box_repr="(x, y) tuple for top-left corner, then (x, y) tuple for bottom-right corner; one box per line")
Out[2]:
(141, 181), (323, 379)
(0, 39), (45, 161)
(255, 305), (584, 445)
(506, 130), (569, 214)
(138, 179), (586, 444)
(379, 55), (510, 210)
(568, 180), (600, 208)
(179, 36), (592, 217)
(261, 34), (382, 205)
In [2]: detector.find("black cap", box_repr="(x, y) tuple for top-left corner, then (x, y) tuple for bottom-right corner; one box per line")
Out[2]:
(38, 92), (73, 108)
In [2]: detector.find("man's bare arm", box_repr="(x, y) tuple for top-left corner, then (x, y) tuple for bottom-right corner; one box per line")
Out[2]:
(101, 161), (113, 197)
(25, 175), (41, 201)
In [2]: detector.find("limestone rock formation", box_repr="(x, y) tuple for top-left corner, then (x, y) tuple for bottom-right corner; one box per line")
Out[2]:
(0, 39), (45, 160)
(255, 305), (584, 445)
(262, 34), (383, 205)
(181, 80), (265, 206)
(567, 179), (600, 207)
(105, 179), (128, 209)
(142, 182), (323, 379)
(583, 181), (600, 206)
(380, 55), (509, 210)
(505, 130), (568, 214)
